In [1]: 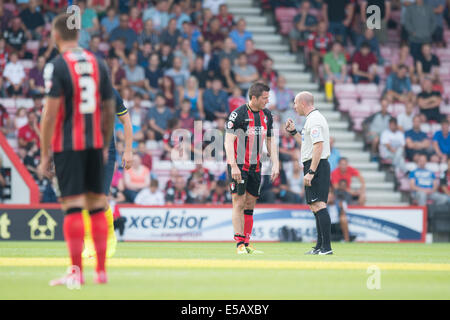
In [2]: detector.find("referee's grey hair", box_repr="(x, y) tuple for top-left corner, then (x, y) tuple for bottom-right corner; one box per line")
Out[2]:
(296, 91), (314, 107)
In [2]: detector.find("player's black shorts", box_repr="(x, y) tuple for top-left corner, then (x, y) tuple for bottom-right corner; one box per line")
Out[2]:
(227, 164), (261, 198)
(303, 159), (330, 205)
(54, 149), (104, 198)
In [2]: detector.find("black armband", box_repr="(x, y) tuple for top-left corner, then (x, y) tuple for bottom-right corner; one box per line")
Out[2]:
(288, 129), (298, 136)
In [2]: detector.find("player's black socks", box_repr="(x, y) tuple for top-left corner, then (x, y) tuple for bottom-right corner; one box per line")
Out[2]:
(316, 208), (332, 251)
(313, 212), (322, 250)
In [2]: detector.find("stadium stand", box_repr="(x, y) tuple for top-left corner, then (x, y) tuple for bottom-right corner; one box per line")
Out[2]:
(0, 0), (449, 208)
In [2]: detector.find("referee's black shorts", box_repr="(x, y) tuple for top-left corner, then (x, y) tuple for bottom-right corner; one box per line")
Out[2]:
(303, 159), (330, 205)
(54, 149), (105, 198)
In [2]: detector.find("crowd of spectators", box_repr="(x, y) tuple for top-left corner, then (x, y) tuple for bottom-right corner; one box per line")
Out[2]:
(0, 0), (311, 206)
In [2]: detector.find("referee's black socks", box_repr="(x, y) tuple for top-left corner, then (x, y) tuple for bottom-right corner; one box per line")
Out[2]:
(316, 208), (332, 251)
(313, 213), (322, 250)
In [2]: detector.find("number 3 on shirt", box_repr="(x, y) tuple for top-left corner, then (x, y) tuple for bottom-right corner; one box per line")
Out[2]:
(79, 76), (96, 114)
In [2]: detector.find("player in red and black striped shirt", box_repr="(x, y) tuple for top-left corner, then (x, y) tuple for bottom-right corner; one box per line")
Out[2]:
(224, 82), (279, 254)
(38, 14), (115, 286)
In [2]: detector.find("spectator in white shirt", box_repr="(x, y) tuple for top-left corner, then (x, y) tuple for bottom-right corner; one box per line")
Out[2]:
(397, 101), (415, 132)
(3, 52), (25, 97)
(203, 0), (225, 15)
(380, 118), (406, 169)
(134, 179), (165, 205)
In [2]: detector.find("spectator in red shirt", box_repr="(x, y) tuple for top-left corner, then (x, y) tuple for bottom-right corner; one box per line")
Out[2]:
(136, 141), (152, 171)
(175, 98), (196, 133)
(129, 7), (143, 35)
(165, 175), (192, 204)
(228, 86), (246, 113)
(18, 112), (40, 151)
(162, 118), (191, 161)
(203, 17), (225, 51)
(307, 21), (333, 82)
(217, 4), (234, 33)
(279, 127), (300, 162)
(245, 38), (269, 75)
(89, 0), (110, 12)
(123, 154), (151, 203)
(188, 164), (215, 190)
(108, 56), (128, 91)
(261, 58), (278, 89)
(351, 42), (379, 84)
(42, 0), (68, 22)
(208, 180), (231, 204)
(331, 157), (366, 204)
(165, 167), (180, 191)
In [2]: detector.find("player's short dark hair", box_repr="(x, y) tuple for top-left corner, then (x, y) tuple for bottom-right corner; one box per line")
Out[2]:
(248, 82), (270, 100)
(52, 13), (78, 41)
(389, 118), (397, 125)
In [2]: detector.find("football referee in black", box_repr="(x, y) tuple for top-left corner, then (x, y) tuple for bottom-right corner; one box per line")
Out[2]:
(285, 91), (333, 255)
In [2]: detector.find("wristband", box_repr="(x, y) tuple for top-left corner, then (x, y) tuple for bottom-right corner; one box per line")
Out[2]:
(288, 129), (297, 136)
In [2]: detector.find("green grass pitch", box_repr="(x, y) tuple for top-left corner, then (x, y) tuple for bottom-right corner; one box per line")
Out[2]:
(0, 242), (449, 300)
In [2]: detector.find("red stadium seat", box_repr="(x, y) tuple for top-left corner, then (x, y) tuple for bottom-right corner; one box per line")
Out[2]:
(279, 21), (294, 35)
(405, 162), (418, 172)
(337, 98), (358, 112)
(431, 123), (442, 135)
(420, 123), (432, 137)
(425, 162), (441, 178)
(440, 104), (450, 115)
(26, 41), (40, 57)
(380, 47), (392, 58)
(349, 104), (372, 118)
(352, 117), (365, 132)
(356, 83), (380, 99)
(275, 7), (298, 23)
(399, 177), (411, 192)
(334, 83), (357, 99)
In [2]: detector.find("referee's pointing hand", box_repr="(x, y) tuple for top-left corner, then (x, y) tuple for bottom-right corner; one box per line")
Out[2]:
(285, 118), (296, 132)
